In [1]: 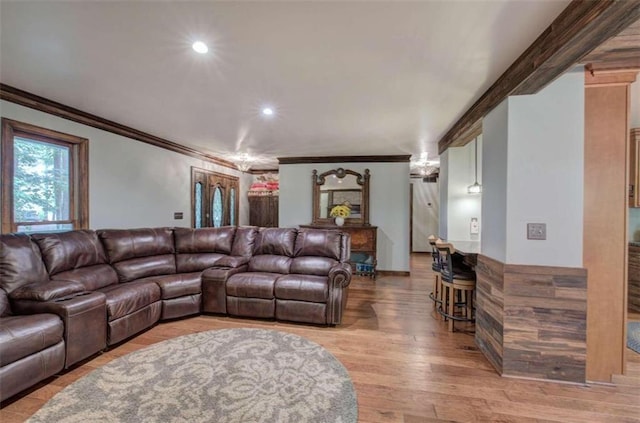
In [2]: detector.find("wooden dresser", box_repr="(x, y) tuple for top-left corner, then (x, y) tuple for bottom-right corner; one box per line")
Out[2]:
(248, 195), (278, 227)
(299, 224), (377, 278)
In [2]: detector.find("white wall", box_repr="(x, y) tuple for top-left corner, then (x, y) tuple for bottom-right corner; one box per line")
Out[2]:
(411, 178), (439, 252)
(482, 100), (509, 262)
(0, 100), (250, 228)
(506, 69), (584, 266)
(481, 70), (584, 267)
(630, 208), (640, 242)
(438, 150), (449, 239)
(279, 162), (410, 272)
(631, 79), (640, 128)
(446, 136), (482, 242)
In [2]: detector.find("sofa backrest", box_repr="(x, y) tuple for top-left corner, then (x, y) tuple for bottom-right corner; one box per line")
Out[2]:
(290, 229), (345, 276)
(0, 233), (49, 294)
(0, 288), (11, 317)
(174, 227), (236, 272)
(230, 226), (258, 257)
(31, 230), (118, 290)
(98, 228), (176, 283)
(248, 227), (297, 274)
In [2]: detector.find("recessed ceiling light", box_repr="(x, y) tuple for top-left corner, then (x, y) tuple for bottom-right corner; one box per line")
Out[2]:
(262, 107), (274, 116)
(192, 41), (208, 54)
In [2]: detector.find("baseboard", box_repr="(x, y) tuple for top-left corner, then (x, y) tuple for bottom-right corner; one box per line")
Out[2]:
(376, 270), (410, 277)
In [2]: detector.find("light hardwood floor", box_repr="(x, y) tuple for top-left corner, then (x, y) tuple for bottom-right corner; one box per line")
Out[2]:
(2, 254), (639, 422)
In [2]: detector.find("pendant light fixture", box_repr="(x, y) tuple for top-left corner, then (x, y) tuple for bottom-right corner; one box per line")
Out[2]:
(467, 137), (482, 194)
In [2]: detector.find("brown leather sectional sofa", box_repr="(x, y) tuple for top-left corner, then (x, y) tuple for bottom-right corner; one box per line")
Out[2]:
(0, 226), (351, 402)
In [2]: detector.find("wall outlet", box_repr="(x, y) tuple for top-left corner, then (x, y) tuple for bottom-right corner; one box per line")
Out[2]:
(174, 212), (184, 220)
(527, 223), (546, 240)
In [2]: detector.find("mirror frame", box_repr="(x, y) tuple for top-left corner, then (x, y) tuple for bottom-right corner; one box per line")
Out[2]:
(312, 168), (370, 226)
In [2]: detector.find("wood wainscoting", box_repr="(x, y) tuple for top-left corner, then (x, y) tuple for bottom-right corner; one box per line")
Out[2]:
(475, 255), (588, 383)
(475, 255), (505, 374)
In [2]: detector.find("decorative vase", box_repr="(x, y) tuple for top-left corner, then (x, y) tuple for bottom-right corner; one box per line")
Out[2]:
(335, 216), (345, 227)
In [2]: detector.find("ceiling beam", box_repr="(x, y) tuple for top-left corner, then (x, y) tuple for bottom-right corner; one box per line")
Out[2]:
(438, 0), (640, 154)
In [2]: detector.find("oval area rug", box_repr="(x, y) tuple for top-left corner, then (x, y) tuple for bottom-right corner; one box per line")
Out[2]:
(28, 328), (357, 423)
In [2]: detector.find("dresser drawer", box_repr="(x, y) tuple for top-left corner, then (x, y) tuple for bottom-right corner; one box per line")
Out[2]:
(347, 228), (375, 250)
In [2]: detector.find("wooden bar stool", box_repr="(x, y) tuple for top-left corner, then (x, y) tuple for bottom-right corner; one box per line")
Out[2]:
(427, 235), (443, 309)
(435, 240), (477, 332)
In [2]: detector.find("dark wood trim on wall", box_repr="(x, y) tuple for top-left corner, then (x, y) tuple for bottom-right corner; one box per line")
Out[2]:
(0, 84), (238, 171)
(475, 254), (588, 383)
(278, 155), (411, 165)
(248, 169), (279, 175)
(376, 270), (410, 277)
(437, 0), (640, 154)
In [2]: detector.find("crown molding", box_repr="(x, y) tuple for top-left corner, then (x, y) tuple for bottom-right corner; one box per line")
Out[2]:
(278, 155), (411, 165)
(0, 83), (238, 170)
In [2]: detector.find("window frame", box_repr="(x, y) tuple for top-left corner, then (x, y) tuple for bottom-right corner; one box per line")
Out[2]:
(1, 118), (89, 233)
(191, 167), (239, 228)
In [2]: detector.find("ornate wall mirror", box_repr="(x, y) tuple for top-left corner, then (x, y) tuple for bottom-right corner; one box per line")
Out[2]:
(312, 168), (370, 225)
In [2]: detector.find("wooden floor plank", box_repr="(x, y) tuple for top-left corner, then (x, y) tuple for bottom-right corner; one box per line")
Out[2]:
(1, 254), (639, 422)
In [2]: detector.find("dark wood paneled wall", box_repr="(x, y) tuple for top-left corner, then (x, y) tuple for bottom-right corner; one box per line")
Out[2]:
(475, 255), (505, 374)
(475, 255), (588, 383)
(630, 245), (640, 313)
(502, 264), (587, 383)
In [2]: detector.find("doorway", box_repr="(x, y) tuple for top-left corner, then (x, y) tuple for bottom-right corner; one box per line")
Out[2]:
(410, 178), (439, 253)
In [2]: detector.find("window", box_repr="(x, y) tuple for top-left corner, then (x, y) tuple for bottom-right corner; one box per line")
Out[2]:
(191, 167), (239, 228)
(1, 119), (88, 233)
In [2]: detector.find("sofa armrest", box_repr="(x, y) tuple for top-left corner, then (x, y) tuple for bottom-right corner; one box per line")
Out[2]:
(327, 262), (352, 325)
(328, 262), (352, 289)
(201, 264), (248, 314)
(11, 292), (107, 368)
(214, 256), (250, 268)
(9, 280), (86, 302)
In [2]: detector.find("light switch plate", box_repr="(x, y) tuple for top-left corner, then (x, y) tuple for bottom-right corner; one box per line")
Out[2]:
(527, 223), (546, 240)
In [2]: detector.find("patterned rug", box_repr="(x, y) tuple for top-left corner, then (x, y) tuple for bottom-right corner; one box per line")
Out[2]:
(27, 328), (357, 423)
(629, 322), (640, 354)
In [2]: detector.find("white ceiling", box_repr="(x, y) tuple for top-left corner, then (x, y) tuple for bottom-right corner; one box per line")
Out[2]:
(0, 1), (570, 169)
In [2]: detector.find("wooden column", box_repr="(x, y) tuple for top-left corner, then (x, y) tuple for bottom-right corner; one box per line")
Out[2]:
(584, 69), (637, 382)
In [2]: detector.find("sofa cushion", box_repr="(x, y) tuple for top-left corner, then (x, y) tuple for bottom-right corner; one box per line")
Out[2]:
(226, 273), (277, 299)
(98, 281), (161, 321)
(176, 253), (226, 273)
(0, 233), (49, 294)
(98, 228), (174, 263)
(174, 227), (236, 254)
(253, 228), (296, 257)
(294, 230), (342, 260)
(290, 257), (338, 276)
(98, 228), (176, 283)
(139, 273), (201, 300)
(51, 264), (119, 291)
(230, 226), (258, 257)
(9, 280), (85, 302)
(0, 289), (11, 317)
(0, 314), (63, 366)
(248, 255), (292, 274)
(31, 230), (107, 276)
(174, 226), (235, 273)
(275, 275), (329, 303)
(112, 255), (176, 284)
